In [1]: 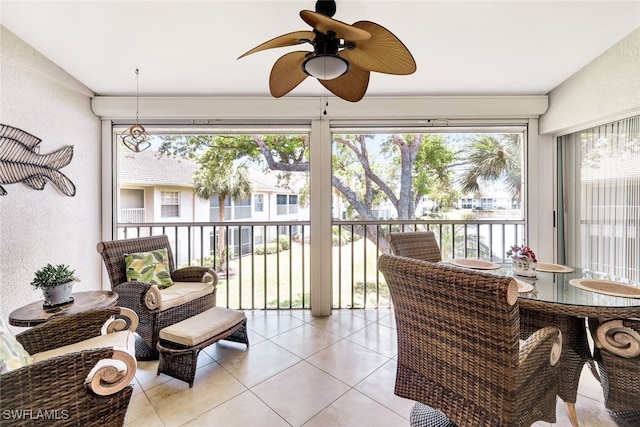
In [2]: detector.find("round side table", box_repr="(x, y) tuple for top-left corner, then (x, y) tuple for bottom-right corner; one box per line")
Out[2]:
(8, 290), (119, 327)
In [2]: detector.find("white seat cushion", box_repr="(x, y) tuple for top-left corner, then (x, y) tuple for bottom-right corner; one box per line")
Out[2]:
(31, 330), (135, 363)
(157, 281), (214, 311)
(159, 307), (245, 347)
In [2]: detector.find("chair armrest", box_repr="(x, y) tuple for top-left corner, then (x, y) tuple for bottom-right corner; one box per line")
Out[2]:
(0, 347), (134, 418)
(102, 308), (139, 334)
(85, 347), (137, 396)
(15, 308), (123, 355)
(172, 266), (218, 285)
(593, 318), (640, 359)
(113, 280), (153, 312)
(519, 326), (562, 368)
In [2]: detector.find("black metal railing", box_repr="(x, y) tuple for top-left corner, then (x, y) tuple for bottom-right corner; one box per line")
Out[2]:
(116, 218), (524, 310)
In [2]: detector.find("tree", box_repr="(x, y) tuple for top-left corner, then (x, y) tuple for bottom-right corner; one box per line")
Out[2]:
(159, 132), (456, 252)
(457, 134), (522, 204)
(192, 147), (253, 272)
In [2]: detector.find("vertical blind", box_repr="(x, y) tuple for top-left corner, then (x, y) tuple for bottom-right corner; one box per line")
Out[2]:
(560, 116), (640, 282)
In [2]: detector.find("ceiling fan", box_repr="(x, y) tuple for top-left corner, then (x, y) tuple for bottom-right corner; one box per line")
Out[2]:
(238, 0), (416, 102)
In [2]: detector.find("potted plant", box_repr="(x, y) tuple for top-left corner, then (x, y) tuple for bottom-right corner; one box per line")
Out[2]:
(31, 263), (80, 306)
(507, 245), (537, 277)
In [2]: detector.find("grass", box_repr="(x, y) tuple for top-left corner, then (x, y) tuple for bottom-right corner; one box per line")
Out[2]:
(215, 239), (390, 310)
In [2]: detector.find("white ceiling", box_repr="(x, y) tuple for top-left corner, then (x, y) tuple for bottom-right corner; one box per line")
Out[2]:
(2, 1), (639, 99)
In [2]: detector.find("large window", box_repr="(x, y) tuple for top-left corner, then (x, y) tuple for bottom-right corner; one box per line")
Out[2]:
(113, 120), (529, 310)
(331, 128), (525, 246)
(116, 126), (311, 309)
(559, 116), (639, 282)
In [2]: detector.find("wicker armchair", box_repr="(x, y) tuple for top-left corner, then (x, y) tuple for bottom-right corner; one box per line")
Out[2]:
(0, 308), (137, 427)
(589, 317), (640, 427)
(378, 254), (563, 427)
(97, 235), (217, 359)
(386, 231), (442, 262)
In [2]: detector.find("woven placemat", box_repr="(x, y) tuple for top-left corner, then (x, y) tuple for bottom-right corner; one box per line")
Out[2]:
(569, 279), (640, 298)
(448, 258), (501, 270)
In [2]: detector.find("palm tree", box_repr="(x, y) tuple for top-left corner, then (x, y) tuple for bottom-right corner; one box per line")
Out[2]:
(457, 134), (522, 205)
(193, 162), (252, 272)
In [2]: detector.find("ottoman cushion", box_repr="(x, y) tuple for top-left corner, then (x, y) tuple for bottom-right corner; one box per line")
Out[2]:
(159, 307), (246, 347)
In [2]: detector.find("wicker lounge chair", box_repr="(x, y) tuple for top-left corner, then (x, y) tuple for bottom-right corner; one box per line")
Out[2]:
(589, 317), (640, 427)
(97, 235), (217, 359)
(378, 254), (562, 427)
(0, 308), (137, 427)
(386, 231), (442, 262)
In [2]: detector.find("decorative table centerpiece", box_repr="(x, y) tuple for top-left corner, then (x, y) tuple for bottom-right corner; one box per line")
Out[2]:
(31, 263), (80, 307)
(507, 245), (537, 277)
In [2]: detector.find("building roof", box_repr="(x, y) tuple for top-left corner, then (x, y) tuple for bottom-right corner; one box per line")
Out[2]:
(120, 150), (197, 187)
(119, 149), (296, 193)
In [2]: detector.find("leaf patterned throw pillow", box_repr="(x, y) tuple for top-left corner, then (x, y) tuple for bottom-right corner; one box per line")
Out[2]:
(0, 316), (33, 373)
(124, 249), (174, 289)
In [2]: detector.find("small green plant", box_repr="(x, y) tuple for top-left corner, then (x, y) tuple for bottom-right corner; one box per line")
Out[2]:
(254, 243), (281, 255)
(272, 235), (291, 251)
(30, 264), (80, 289)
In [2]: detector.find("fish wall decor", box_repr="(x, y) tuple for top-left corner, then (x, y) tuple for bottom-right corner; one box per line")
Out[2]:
(0, 124), (76, 196)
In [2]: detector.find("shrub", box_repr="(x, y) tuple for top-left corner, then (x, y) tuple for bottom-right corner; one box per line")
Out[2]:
(272, 235), (291, 250)
(255, 243), (281, 255)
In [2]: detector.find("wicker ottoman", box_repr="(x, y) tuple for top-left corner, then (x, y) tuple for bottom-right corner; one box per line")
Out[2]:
(156, 306), (249, 387)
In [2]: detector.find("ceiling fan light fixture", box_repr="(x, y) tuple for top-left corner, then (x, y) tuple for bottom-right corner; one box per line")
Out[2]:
(302, 54), (349, 80)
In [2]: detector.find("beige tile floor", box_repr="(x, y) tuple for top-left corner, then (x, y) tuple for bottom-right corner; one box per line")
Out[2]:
(125, 309), (618, 427)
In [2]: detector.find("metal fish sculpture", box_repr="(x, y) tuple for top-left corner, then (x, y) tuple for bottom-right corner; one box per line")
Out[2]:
(0, 124), (75, 196)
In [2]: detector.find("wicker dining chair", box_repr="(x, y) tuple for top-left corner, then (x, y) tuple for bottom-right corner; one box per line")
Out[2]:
(97, 235), (217, 360)
(589, 317), (640, 427)
(386, 231), (442, 262)
(378, 254), (563, 427)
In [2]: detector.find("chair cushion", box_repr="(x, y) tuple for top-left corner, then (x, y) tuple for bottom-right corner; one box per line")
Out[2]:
(159, 307), (245, 346)
(0, 317), (33, 373)
(153, 281), (214, 311)
(31, 330), (135, 363)
(124, 249), (174, 289)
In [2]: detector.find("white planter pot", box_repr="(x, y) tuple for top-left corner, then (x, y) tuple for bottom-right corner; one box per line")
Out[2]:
(42, 281), (74, 306)
(513, 258), (537, 277)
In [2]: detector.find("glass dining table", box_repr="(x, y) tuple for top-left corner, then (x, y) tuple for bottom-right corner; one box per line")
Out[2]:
(494, 264), (640, 427)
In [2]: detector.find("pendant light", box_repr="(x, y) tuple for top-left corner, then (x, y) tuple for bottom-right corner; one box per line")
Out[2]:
(121, 68), (151, 152)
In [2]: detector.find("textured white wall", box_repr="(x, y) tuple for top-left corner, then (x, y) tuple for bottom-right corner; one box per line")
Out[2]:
(540, 28), (640, 135)
(0, 27), (102, 323)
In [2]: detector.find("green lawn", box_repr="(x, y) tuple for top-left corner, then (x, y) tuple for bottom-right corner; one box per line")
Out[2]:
(215, 239), (390, 310)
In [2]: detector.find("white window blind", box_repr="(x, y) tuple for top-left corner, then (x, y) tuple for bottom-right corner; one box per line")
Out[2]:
(560, 116), (639, 282)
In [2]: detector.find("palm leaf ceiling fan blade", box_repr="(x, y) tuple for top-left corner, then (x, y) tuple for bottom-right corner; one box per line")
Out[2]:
(238, 31), (316, 59)
(269, 51), (310, 98)
(319, 58), (370, 102)
(299, 10), (370, 41)
(238, 1), (415, 101)
(342, 21), (416, 75)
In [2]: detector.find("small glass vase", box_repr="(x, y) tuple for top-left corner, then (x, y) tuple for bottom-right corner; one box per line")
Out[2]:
(513, 257), (537, 277)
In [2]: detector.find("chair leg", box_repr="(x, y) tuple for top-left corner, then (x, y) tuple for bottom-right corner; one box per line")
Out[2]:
(135, 333), (159, 360)
(565, 402), (579, 427)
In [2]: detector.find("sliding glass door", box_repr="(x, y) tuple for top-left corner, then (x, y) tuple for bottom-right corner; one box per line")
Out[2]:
(559, 116), (639, 282)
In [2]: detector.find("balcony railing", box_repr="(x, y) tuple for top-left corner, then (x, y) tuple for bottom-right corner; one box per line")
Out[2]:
(119, 208), (145, 223)
(116, 219), (524, 310)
